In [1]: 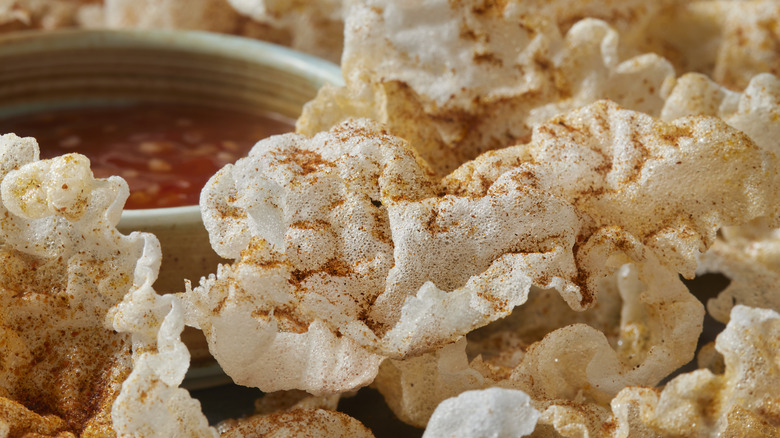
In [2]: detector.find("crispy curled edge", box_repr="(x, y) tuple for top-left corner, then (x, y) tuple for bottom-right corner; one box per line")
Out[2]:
(187, 118), (584, 394)
(372, 244), (702, 429)
(371, 100), (778, 428)
(609, 305), (780, 436)
(661, 72), (780, 323)
(298, 5), (675, 177)
(0, 134), (214, 437)
(440, 305), (780, 436)
(110, 268), (216, 437)
(377, 292), (780, 435)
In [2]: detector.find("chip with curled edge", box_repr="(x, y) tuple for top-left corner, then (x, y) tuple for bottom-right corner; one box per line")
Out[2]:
(103, 0), (242, 33)
(188, 117), (585, 393)
(661, 72), (780, 322)
(0, 133), (213, 437)
(609, 305), (780, 436)
(605, 1), (780, 92)
(374, 270), (779, 436)
(189, 99), (777, 398)
(373, 251), (703, 429)
(709, 1), (780, 91)
(223, 0), (344, 62)
(448, 100), (780, 282)
(298, 1), (675, 177)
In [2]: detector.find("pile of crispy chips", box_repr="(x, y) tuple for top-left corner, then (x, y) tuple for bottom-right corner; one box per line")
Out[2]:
(3, 0), (780, 436)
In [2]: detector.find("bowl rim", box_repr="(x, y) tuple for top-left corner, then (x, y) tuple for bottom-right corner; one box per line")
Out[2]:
(0, 28), (344, 221)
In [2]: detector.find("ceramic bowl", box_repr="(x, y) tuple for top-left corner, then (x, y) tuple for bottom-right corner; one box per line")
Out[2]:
(0, 29), (343, 294)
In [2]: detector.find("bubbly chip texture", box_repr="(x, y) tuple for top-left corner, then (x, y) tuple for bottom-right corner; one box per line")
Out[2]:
(0, 133), (213, 436)
(422, 388), (540, 438)
(0, 134), (135, 435)
(188, 117), (582, 393)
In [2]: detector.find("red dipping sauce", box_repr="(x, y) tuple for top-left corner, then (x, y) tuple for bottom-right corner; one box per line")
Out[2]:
(0, 103), (294, 209)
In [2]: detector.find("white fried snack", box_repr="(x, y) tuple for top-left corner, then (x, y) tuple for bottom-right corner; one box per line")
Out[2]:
(6, 1), (780, 436)
(659, 72), (780, 323)
(188, 97), (778, 405)
(422, 388), (540, 438)
(0, 134), (213, 436)
(610, 305), (780, 436)
(371, 98), (777, 428)
(100, 0), (344, 63)
(610, 1), (780, 91)
(298, 1), (676, 177)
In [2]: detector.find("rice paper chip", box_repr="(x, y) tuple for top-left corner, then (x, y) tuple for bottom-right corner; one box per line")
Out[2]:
(192, 98), (778, 396)
(374, 251), (702, 428)
(422, 388), (540, 438)
(699, 221), (780, 322)
(189, 118), (584, 393)
(0, 134), (212, 436)
(111, 289), (216, 437)
(448, 100), (780, 282)
(662, 72), (780, 155)
(104, 0), (242, 33)
(371, 100), (777, 428)
(299, 2), (675, 176)
(373, 338), (492, 427)
(710, 0), (780, 91)
(189, 119), (421, 393)
(618, 1), (727, 79)
(610, 305), (780, 436)
(621, 1), (780, 91)
(102, 0), (339, 61)
(661, 73), (780, 321)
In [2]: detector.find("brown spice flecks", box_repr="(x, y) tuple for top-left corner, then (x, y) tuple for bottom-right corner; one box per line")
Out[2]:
(289, 219), (332, 231)
(473, 52), (504, 67)
(571, 250), (595, 309)
(289, 258), (355, 289)
(276, 148), (334, 175)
